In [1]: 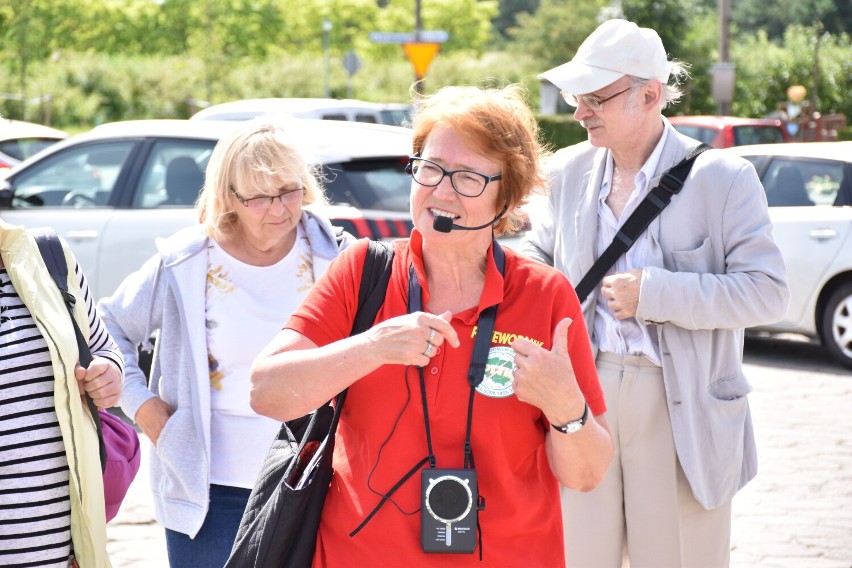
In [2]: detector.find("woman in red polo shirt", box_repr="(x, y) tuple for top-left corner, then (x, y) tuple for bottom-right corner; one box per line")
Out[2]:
(250, 84), (613, 567)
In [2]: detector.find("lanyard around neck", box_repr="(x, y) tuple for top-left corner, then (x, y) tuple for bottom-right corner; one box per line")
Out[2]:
(348, 240), (506, 538)
(407, 240), (505, 469)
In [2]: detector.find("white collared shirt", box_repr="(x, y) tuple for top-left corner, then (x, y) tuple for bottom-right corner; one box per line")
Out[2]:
(593, 126), (668, 365)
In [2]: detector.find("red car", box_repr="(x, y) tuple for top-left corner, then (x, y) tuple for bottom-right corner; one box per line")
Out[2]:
(668, 115), (790, 148)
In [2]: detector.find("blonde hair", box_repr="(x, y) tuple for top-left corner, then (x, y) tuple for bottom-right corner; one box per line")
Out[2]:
(196, 115), (327, 240)
(410, 84), (549, 236)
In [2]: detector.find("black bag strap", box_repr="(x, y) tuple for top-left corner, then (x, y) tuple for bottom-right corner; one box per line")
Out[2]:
(328, 239), (395, 421)
(31, 228), (108, 473)
(574, 144), (711, 303)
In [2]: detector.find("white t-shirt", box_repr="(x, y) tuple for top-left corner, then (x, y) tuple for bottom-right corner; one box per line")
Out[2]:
(205, 226), (315, 488)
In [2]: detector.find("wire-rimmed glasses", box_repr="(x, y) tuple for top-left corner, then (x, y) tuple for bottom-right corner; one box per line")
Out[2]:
(230, 187), (305, 210)
(560, 86), (633, 112)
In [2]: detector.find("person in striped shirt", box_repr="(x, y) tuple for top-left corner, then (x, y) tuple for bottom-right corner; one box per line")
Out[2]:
(1, 219), (123, 568)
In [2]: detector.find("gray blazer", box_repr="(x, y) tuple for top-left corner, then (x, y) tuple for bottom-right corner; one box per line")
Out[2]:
(521, 120), (789, 509)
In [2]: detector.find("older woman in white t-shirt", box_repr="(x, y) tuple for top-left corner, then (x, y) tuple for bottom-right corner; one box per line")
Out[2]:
(98, 116), (354, 567)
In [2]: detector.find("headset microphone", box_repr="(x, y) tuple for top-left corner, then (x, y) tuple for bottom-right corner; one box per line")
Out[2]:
(432, 204), (509, 233)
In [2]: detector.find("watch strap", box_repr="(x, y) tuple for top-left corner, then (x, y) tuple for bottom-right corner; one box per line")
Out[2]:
(551, 403), (590, 434)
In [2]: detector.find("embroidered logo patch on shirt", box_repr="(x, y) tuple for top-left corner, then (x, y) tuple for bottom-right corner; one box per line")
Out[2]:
(476, 346), (517, 398)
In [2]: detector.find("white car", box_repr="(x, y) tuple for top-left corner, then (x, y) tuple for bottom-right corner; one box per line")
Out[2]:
(0, 119), (67, 173)
(725, 141), (852, 368)
(0, 119), (414, 300)
(190, 98), (412, 127)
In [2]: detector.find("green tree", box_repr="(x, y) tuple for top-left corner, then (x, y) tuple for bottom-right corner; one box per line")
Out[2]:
(732, 0), (851, 39)
(620, 0), (701, 65)
(508, 0), (609, 68)
(732, 25), (852, 119)
(492, 0), (540, 39)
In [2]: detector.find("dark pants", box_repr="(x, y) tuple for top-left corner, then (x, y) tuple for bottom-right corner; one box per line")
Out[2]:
(165, 484), (251, 568)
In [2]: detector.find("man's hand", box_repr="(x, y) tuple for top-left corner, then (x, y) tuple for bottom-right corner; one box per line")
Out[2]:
(600, 268), (643, 319)
(75, 357), (121, 408)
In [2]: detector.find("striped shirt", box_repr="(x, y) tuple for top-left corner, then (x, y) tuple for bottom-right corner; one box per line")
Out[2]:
(0, 261), (123, 567)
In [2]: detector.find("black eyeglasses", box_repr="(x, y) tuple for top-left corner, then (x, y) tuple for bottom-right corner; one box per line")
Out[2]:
(407, 156), (502, 198)
(230, 186), (305, 210)
(561, 86), (634, 112)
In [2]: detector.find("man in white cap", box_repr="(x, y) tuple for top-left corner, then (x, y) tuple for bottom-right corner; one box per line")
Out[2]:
(521, 19), (789, 567)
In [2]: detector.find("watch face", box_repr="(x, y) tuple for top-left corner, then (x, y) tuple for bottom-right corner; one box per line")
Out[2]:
(564, 422), (582, 434)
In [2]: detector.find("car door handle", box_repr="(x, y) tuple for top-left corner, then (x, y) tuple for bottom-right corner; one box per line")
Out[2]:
(66, 230), (99, 240)
(808, 228), (837, 241)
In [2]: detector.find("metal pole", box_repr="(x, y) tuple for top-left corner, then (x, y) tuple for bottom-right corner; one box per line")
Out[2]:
(413, 0), (424, 93)
(323, 19), (332, 98)
(717, 0), (732, 115)
(415, 0), (422, 41)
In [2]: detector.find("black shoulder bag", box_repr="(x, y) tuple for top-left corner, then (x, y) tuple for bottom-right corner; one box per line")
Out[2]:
(573, 144), (711, 302)
(225, 239), (395, 568)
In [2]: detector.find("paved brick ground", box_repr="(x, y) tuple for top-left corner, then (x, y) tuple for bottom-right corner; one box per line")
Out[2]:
(106, 338), (852, 567)
(730, 339), (852, 568)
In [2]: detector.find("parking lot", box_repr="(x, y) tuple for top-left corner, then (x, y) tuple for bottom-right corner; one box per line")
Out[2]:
(730, 336), (852, 567)
(104, 336), (852, 567)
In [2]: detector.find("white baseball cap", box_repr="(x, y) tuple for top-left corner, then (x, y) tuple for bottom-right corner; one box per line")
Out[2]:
(539, 19), (670, 95)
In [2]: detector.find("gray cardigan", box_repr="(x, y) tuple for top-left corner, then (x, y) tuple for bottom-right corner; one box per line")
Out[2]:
(98, 210), (352, 537)
(521, 120), (789, 509)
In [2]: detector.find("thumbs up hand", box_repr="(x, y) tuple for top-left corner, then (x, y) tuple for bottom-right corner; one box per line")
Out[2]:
(511, 318), (586, 426)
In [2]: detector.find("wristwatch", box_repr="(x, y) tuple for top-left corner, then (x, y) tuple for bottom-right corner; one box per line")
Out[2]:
(551, 403), (589, 434)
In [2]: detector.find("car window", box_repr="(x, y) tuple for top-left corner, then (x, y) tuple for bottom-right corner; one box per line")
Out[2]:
(321, 114), (347, 121)
(379, 109), (412, 127)
(134, 140), (216, 208)
(733, 126), (786, 146)
(0, 137), (61, 161)
(9, 141), (134, 208)
(671, 125), (717, 145)
(354, 114), (378, 124)
(762, 158), (845, 207)
(323, 158), (411, 212)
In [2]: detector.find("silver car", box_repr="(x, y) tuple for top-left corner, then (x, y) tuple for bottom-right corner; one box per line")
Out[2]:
(0, 118), (414, 300)
(0, 119), (67, 173)
(726, 141), (852, 368)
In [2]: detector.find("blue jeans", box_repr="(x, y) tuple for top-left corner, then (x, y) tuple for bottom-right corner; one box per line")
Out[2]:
(165, 484), (251, 568)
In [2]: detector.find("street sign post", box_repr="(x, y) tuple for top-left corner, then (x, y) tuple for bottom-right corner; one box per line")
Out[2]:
(343, 50), (362, 98)
(368, 30), (449, 44)
(402, 43), (441, 80)
(369, 30), (449, 82)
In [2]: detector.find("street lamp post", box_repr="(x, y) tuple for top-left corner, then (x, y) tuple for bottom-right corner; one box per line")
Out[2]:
(323, 18), (332, 98)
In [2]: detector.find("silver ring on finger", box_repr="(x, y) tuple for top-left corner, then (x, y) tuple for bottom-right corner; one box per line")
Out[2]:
(423, 342), (436, 358)
(427, 327), (436, 344)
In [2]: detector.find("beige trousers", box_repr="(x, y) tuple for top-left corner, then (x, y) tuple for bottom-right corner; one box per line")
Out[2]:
(563, 352), (732, 568)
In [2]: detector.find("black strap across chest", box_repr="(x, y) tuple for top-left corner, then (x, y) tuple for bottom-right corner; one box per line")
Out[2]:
(407, 240), (505, 470)
(348, 240), (506, 538)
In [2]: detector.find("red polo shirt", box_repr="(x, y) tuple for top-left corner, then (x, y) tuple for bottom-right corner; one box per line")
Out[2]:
(287, 231), (604, 567)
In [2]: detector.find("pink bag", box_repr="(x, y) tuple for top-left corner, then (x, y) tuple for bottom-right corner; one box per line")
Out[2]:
(99, 409), (141, 521)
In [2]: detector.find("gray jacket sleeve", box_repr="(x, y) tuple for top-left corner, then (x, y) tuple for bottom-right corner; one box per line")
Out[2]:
(97, 253), (164, 421)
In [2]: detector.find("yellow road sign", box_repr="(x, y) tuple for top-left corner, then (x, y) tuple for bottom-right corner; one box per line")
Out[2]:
(402, 43), (442, 80)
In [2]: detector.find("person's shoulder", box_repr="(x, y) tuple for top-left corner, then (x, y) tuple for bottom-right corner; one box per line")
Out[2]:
(505, 247), (571, 289)
(692, 147), (757, 180)
(333, 237), (377, 269)
(666, 127), (753, 175)
(548, 140), (598, 169)
(300, 208), (354, 258)
(155, 225), (208, 263)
